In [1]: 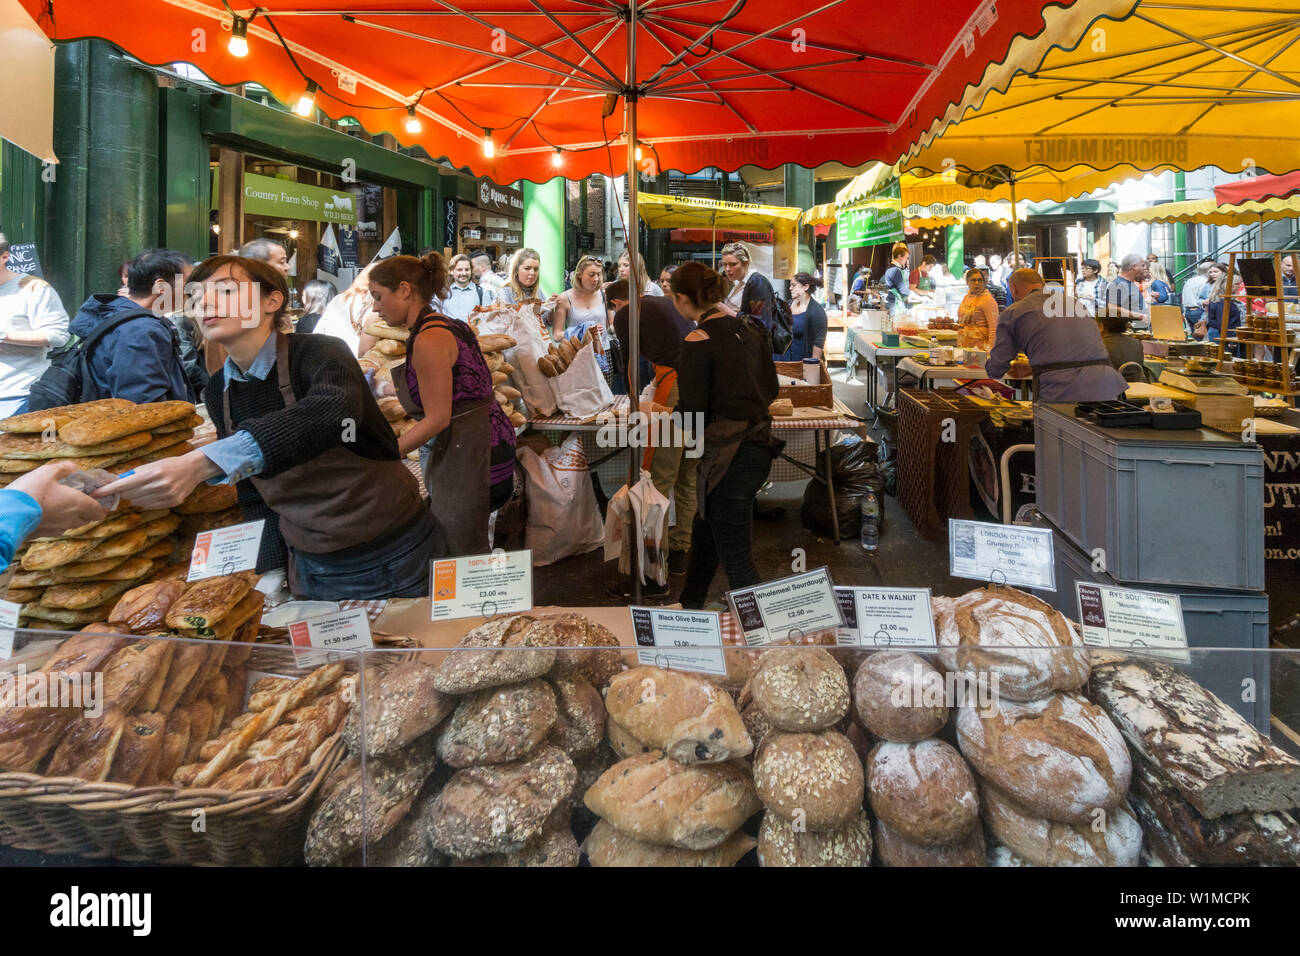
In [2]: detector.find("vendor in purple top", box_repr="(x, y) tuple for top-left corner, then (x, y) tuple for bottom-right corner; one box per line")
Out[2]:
(370, 253), (516, 558)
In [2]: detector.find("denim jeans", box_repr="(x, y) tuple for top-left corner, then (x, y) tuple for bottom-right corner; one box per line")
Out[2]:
(679, 440), (774, 609)
(290, 508), (438, 600)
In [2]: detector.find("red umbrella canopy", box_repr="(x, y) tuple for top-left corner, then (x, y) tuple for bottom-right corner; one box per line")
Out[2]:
(1215, 171), (1300, 207)
(23, 0), (1096, 182)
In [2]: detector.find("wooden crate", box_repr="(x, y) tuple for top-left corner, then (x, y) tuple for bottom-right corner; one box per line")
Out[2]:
(774, 359), (833, 408)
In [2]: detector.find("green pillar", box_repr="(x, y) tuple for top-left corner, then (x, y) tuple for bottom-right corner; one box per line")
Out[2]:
(947, 226), (965, 278)
(0, 140), (46, 256)
(159, 88), (209, 262)
(47, 39), (159, 310)
(782, 164), (816, 276)
(1173, 170), (1189, 282)
(522, 177), (565, 295)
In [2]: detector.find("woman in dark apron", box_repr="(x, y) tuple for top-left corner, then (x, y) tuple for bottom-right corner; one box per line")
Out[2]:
(369, 254), (516, 557)
(98, 255), (435, 600)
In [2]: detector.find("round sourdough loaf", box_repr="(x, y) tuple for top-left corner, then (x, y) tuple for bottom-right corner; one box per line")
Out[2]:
(750, 646), (850, 732)
(874, 817), (986, 867)
(754, 729), (864, 831)
(956, 691), (1132, 823)
(934, 587), (1089, 702)
(757, 808), (873, 867)
(981, 781), (1143, 866)
(853, 650), (949, 742)
(867, 739), (979, 845)
(435, 679), (557, 767)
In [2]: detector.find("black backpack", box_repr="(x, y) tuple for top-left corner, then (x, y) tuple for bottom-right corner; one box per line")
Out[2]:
(27, 306), (166, 411)
(741, 273), (794, 355)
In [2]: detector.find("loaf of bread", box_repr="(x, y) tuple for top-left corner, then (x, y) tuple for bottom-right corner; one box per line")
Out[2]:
(867, 739), (979, 845)
(749, 647), (850, 732)
(57, 400), (194, 445)
(758, 808), (873, 867)
(364, 322), (410, 342)
(1089, 656), (1300, 818)
(875, 817), (986, 867)
(342, 659), (453, 757)
(432, 614), (557, 694)
(981, 781), (1143, 867)
(753, 729), (864, 831)
(606, 715), (652, 760)
(957, 691), (1131, 824)
(584, 751), (760, 850)
(538, 613), (622, 685)
(0, 397), (133, 433)
(436, 679), (557, 768)
(584, 818), (756, 867)
(427, 744), (576, 859)
(546, 676), (605, 757)
(604, 665), (752, 764)
(455, 806), (579, 867)
(853, 650), (949, 742)
(934, 588), (1089, 702)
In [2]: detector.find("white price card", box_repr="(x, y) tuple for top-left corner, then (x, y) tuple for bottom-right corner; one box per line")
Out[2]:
(726, 568), (843, 647)
(188, 519), (265, 582)
(834, 587), (936, 648)
(0, 599), (18, 659)
(1076, 583), (1189, 662)
(430, 549), (533, 622)
(287, 606), (374, 653)
(631, 607), (727, 676)
(948, 519), (1055, 591)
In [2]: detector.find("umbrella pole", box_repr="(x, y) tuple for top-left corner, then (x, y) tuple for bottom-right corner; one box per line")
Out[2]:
(1010, 176), (1020, 268)
(627, 0), (642, 605)
(711, 210), (717, 266)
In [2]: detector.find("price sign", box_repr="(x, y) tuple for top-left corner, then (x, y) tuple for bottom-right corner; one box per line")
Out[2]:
(726, 568), (843, 647)
(430, 548), (533, 622)
(0, 600), (18, 659)
(630, 607), (726, 676)
(1077, 583), (1189, 662)
(835, 587), (936, 648)
(948, 519), (1055, 591)
(188, 519), (265, 582)
(287, 606), (374, 653)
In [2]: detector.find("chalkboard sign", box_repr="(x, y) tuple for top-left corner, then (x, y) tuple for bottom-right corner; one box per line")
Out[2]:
(5, 243), (41, 278)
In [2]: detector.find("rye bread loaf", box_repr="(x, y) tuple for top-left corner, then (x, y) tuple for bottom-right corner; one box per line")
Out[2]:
(1129, 758), (1300, 865)
(455, 806), (578, 867)
(342, 659), (454, 757)
(436, 679), (557, 767)
(867, 739), (979, 845)
(935, 588), (1089, 702)
(546, 676), (605, 756)
(583, 751), (760, 850)
(750, 646), (850, 732)
(604, 665), (752, 764)
(432, 614), (556, 694)
(427, 744), (575, 859)
(980, 781), (1143, 867)
(1089, 656), (1300, 818)
(534, 612), (622, 685)
(853, 650), (949, 742)
(584, 818), (756, 867)
(754, 729), (864, 831)
(757, 808), (873, 867)
(956, 691), (1131, 824)
(364, 787), (445, 868)
(874, 817), (986, 867)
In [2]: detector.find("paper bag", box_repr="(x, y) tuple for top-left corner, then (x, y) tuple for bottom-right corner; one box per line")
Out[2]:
(474, 303), (557, 416)
(518, 433), (604, 566)
(553, 341), (614, 419)
(603, 470), (670, 586)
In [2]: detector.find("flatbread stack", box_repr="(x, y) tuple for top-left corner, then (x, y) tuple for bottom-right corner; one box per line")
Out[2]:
(359, 321), (422, 443)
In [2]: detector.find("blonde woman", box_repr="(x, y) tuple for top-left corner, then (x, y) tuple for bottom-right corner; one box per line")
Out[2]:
(718, 241), (777, 323)
(553, 254), (608, 340)
(615, 247), (662, 297)
(496, 247), (554, 307)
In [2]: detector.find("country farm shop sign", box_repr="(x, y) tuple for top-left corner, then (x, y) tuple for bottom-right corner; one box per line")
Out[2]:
(837, 179), (904, 249)
(243, 173), (358, 226)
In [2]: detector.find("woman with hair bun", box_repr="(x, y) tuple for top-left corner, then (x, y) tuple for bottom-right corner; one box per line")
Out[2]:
(774, 271), (827, 362)
(670, 262), (782, 609)
(369, 252), (516, 557)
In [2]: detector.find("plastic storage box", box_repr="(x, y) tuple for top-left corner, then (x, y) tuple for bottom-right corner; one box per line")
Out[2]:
(1034, 402), (1265, 591)
(1031, 513), (1271, 732)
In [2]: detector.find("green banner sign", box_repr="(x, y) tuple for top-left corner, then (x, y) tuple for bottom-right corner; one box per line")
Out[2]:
(837, 179), (904, 248)
(242, 172), (358, 225)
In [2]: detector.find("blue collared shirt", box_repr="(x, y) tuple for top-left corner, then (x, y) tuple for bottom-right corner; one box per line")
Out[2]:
(199, 332), (275, 484)
(438, 282), (489, 322)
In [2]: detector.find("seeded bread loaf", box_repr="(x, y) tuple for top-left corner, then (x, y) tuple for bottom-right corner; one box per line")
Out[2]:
(853, 650), (949, 742)
(455, 806), (578, 867)
(342, 659), (454, 757)
(538, 612), (622, 685)
(867, 739), (979, 845)
(546, 676), (605, 756)
(753, 729), (864, 831)
(433, 614), (557, 694)
(758, 808), (873, 867)
(750, 646), (850, 732)
(604, 665), (752, 764)
(436, 679), (557, 767)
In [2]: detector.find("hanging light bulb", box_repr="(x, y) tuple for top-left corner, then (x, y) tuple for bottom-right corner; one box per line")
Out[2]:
(551, 149), (563, 169)
(229, 16), (249, 58)
(482, 129), (495, 158)
(289, 229), (299, 240)
(634, 143), (643, 162)
(294, 80), (318, 118)
(404, 105), (422, 135)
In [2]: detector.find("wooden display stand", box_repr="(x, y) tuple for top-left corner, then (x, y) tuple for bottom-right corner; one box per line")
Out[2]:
(1221, 250), (1299, 406)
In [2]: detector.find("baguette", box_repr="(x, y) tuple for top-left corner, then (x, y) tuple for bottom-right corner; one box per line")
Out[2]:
(483, 351), (504, 372)
(498, 362), (514, 376)
(496, 384), (521, 402)
(556, 338), (576, 364)
(0, 398), (134, 434)
(58, 401), (195, 445)
(491, 370), (509, 386)
(363, 323), (410, 342)
(374, 338), (406, 357)
(477, 333), (516, 352)
(537, 356), (559, 378)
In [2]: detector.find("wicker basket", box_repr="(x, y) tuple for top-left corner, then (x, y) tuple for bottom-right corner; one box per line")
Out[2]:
(775, 359), (833, 408)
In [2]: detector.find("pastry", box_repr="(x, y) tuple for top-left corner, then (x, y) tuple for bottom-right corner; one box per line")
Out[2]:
(165, 572), (258, 631)
(108, 580), (188, 633)
(107, 712), (166, 786)
(46, 706), (128, 781)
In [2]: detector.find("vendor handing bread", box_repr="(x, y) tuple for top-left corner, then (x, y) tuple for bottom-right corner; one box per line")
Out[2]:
(94, 255), (436, 600)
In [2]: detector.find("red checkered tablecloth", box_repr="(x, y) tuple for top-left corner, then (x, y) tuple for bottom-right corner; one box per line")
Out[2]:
(337, 600), (389, 624)
(527, 396), (631, 430)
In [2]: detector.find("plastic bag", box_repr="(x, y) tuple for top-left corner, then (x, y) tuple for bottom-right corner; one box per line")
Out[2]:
(518, 433), (604, 566)
(603, 470), (670, 586)
(60, 468), (121, 512)
(800, 437), (884, 539)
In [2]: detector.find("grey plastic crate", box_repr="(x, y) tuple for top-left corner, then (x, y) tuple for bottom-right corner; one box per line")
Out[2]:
(1034, 403), (1265, 591)
(1031, 514), (1271, 732)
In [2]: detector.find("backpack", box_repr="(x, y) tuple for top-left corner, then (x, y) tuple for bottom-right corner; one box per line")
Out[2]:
(27, 306), (165, 411)
(741, 273), (794, 356)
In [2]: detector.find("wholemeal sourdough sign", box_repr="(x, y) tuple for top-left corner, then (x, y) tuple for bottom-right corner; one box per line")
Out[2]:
(726, 568), (842, 647)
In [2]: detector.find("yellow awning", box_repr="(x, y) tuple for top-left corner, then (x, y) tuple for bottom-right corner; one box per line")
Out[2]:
(801, 201), (838, 226)
(906, 199), (1029, 228)
(907, 0), (1300, 177)
(636, 192), (802, 230)
(1115, 195), (1300, 226)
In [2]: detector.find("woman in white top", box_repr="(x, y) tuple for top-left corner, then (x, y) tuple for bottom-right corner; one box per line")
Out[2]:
(615, 247), (662, 299)
(314, 264), (376, 357)
(552, 255), (608, 340)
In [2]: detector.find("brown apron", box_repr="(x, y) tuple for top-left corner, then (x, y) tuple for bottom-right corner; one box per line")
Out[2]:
(221, 332), (425, 557)
(1029, 357), (1116, 399)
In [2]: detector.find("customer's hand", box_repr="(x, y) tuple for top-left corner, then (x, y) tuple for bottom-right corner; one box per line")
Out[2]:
(93, 451), (222, 510)
(8, 461), (109, 537)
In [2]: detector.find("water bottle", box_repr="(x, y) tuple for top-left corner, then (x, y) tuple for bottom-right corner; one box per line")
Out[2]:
(860, 491), (880, 552)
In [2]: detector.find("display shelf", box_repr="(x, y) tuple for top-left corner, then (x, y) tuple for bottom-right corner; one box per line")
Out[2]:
(1220, 250), (1299, 407)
